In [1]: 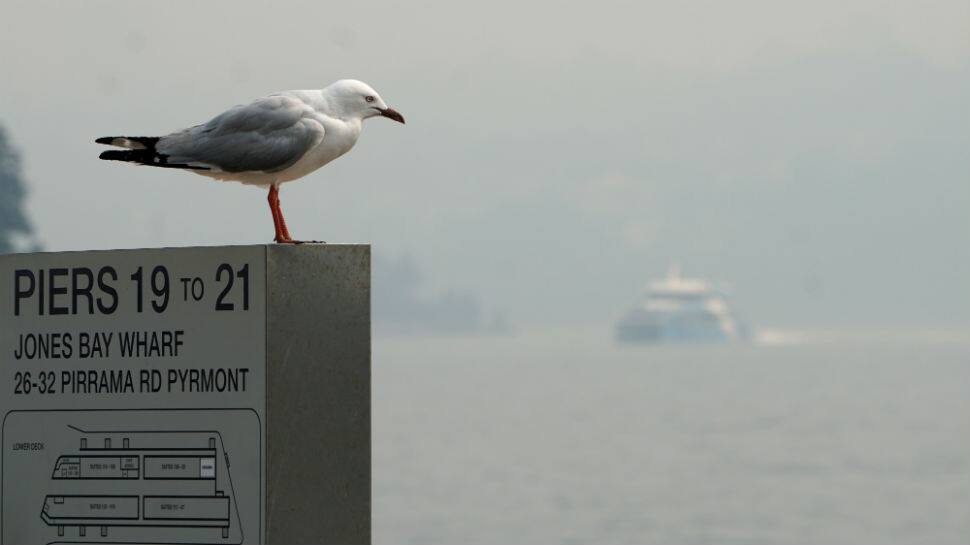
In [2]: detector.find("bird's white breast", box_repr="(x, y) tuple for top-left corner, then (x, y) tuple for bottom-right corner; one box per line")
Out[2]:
(275, 115), (361, 184)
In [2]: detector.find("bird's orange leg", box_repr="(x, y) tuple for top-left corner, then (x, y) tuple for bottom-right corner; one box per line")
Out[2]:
(267, 185), (291, 243)
(267, 185), (323, 244)
(276, 198), (293, 242)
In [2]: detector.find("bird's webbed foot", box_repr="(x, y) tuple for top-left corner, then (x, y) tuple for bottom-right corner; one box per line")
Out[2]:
(274, 239), (326, 245)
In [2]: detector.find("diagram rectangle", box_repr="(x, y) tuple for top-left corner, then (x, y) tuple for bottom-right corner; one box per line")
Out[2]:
(143, 496), (230, 522)
(42, 495), (139, 520)
(144, 456), (215, 480)
(52, 456), (141, 479)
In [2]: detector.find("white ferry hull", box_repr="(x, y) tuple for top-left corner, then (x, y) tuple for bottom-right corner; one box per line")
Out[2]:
(615, 265), (748, 344)
(615, 308), (744, 343)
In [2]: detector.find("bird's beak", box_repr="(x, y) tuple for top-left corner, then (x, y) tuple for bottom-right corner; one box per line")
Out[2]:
(379, 107), (405, 124)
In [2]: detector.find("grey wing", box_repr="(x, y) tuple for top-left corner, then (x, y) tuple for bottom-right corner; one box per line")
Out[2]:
(157, 95), (322, 173)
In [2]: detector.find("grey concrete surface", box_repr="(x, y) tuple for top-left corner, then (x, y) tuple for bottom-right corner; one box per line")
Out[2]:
(266, 244), (371, 544)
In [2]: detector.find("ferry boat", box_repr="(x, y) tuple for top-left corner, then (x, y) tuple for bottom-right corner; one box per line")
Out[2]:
(616, 265), (747, 343)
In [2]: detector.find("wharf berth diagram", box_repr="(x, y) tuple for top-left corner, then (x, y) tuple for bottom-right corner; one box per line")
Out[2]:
(3, 410), (261, 544)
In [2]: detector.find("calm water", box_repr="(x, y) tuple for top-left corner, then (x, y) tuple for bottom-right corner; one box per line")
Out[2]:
(374, 327), (970, 545)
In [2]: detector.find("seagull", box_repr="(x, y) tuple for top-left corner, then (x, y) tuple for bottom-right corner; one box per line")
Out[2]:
(96, 79), (404, 243)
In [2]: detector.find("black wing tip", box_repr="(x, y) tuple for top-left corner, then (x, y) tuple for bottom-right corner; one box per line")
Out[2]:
(99, 150), (127, 161)
(98, 148), (211, 170)
(95, 136), (115, 145)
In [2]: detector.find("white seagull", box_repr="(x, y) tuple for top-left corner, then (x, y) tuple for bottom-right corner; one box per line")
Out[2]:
(96, 79), (405, 243)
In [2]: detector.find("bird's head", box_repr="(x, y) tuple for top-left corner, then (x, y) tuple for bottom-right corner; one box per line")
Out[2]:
(323, 79), (405, 124)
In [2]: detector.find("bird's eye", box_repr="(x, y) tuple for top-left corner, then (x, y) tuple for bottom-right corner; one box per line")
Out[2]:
(365, 95), (375, 103)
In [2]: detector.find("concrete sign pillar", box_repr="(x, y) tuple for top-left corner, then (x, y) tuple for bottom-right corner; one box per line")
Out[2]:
(0, 245), (370, 544)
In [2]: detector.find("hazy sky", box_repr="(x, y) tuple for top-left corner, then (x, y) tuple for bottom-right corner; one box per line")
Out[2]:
(1, 0), (967, 328)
